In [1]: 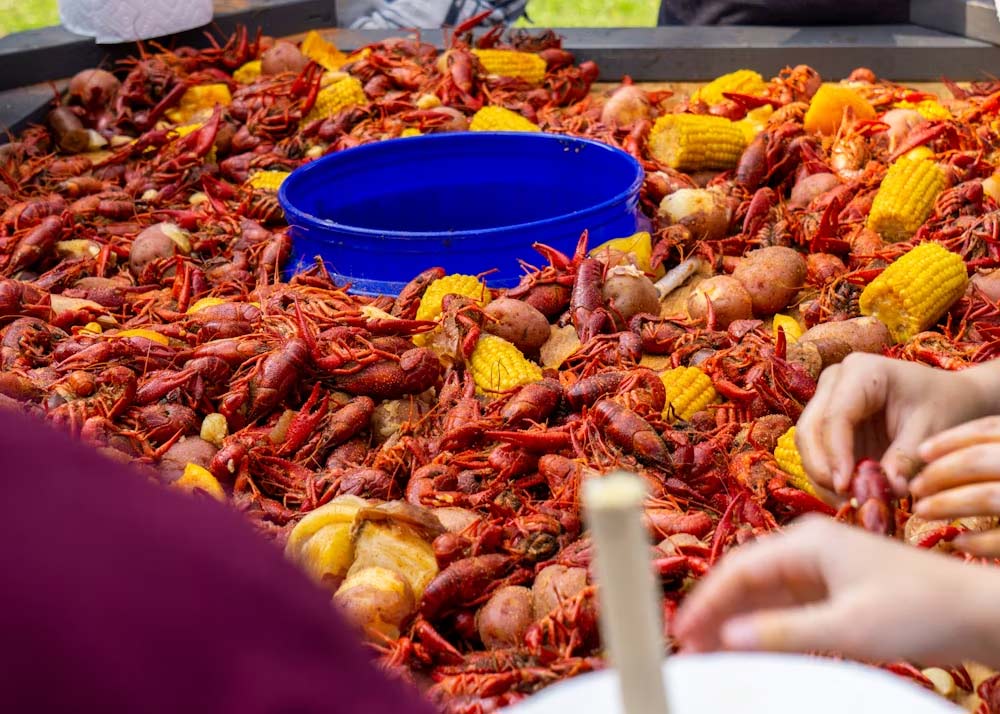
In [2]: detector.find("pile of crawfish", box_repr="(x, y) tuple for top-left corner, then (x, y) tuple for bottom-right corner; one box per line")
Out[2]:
(7, 17), (1000, 714)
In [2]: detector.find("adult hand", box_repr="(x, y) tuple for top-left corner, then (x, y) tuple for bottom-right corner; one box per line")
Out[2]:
(795, 354), (994, 495)
(674, 517), (1000, 668)
(911, 417), (1000, 557)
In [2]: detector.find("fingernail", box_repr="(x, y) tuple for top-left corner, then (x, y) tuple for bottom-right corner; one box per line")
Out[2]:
(721, 618), (759, 650)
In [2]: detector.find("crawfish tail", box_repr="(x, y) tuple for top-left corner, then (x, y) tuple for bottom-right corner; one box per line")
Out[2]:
(592, 397), (671, 466)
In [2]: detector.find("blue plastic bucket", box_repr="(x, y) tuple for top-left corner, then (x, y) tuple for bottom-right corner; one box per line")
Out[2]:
(279, 131), (644, 296)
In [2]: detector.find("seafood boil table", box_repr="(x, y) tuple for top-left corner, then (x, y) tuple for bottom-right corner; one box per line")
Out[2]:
(7, 3), (1000, 713)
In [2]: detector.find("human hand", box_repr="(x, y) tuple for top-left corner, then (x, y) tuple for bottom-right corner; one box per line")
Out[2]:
(674, 517), (1000, 668)
(795, 354), (992, 495)
(911, 417), (1000, 557)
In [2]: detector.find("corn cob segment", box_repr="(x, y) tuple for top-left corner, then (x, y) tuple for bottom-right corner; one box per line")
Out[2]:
(858, 243), (968, 343)
(893, 99), (952, 121)
(245, 170), (291, 191)
(647, 114), (748, 172)
(301, 30), (348, 71)
(694, 69), (766, 106)
(233, 60), (262, 84)
(414, 274), (491, 324)
(166, 83), (232, 124)
(469, 106), (541, 133)
(304, 76), (367, 123)
(774, 427), (816, 495)
(472, 49), (547, 85)
(867, 157), (947, 242)
(661, 366), (716, 422)
(470, 334), (543, 394)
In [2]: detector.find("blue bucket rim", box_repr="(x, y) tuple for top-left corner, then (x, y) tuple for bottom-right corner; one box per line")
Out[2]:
(278, 131), (644, 241)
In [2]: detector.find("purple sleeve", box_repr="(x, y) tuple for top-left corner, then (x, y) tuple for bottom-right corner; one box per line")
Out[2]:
(0, 408), (437, 714)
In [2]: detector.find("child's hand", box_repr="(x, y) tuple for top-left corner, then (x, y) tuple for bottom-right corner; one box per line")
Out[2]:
(674, 517), (1000, 668)
(795, 354), (991, 495)
(912, 417), (1000, 556)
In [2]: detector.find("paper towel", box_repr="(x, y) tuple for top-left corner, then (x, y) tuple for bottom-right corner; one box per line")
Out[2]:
(59, 0), (213, 44)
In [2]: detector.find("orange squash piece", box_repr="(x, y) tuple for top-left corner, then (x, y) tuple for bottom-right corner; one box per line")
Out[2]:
(803, 84), (876, 136)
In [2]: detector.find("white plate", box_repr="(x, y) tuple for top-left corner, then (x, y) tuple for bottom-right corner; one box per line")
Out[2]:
(507, 653), (963, 714)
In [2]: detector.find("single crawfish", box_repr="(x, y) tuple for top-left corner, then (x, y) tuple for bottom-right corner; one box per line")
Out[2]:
(591, 397), (671, 466)
(845, 458), (896, 536)
(221, 337), (310, 428)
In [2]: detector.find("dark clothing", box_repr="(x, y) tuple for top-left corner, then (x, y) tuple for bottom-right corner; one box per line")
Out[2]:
(659, 0), (910, 25)
(0, 408), (435, 714)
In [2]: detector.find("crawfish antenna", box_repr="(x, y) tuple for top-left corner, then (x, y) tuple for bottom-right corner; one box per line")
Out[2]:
(583, 472), (671, 714)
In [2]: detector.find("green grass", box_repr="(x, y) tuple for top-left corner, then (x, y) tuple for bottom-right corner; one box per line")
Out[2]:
(0, 0), (59, 36)
(521, 0), (658, 27)
(0, 0), (659, 37)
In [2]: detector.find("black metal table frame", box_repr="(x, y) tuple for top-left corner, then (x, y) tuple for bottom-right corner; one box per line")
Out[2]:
(3, 0), (1000, 135)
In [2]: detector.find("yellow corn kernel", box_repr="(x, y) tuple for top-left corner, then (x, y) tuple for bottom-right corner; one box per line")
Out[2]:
(803, 84), (876, 136)
(472, 49), (547, 85)
(774, 427), (816, 495)
(233, 60), (262, 84)
(165, 83), (232, 125)
(173, 463), (226, 501)
(858, 242), (968, 343)
(400, 128), (423, 138)
(304, 76), (367, 122)
(894, 99), (952, 121)
(470, 334), (543, 395)
(469, 106), (540, 133)
(245, 170), (291, 192)
(660, 366), (716, 422)
(647, 114), (748, 172)
(867, 157), (947, 242)
(902, 146), (935, 162)
(694, 69), (766, 106)
(110, 329), (169, 345)
(301, 30), (348, 71)
(414, 274), (491, 324)
(736, 105), (773, 143)
(772, 314), (802, 343)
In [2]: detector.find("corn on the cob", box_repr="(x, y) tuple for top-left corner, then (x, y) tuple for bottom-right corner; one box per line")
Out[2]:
(867, 157), (947, 242)
(661, 366), (716, 422)
(165, 84), (232, 125)
(647, 114), (748, 172)
(858, 242), (968, 343)
(736, 105), (773, 143)
(414, 274), (491, 324)
(894, 99), (952, 121)
(772, 314), (802, 343)
(774, 427), (816, 495)
(301, 29), (348, 71)
(245, 170), (291, 192)
(469, 106), (540, 133)
(694, 69), (766, 106)
(471, 49), (547, 85)
(470, 334), (543, 394)
(304, 76), (367, 122)
(233, 60), (262, 84)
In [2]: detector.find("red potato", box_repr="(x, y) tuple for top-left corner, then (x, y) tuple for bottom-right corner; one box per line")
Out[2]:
(600, 85), (651, 127)
(658, 188), (732, 241)
(789, 172), (840, 209)
(129, 223), (188, 277)
(732, 246), (807, 315)
(476, 585), (534, 649)
(532, 564), (588, 619)
(68, 68), (120, 109)
(47, 107), (89, 153)
(261, 41), (309, 75)
(601, 265), (661, 329)
(686, 275), (753, 329)
(798, 316), (892, 357)
(484, 297), (551, 353)
(159, 436), (219, 480)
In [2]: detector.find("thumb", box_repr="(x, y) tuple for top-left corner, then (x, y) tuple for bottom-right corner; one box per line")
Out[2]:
(882, 416), (930, 496)
(721, 603), (850, 654)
